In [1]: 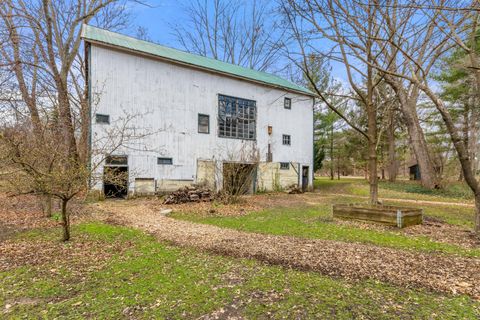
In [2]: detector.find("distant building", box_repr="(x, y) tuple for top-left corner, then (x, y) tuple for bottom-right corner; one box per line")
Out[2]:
(82, 25), (315, 197)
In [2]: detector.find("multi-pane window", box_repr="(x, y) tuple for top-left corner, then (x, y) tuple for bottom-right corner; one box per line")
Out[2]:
(96, 113), (110, 124)
(282, 134), (291, 146)
(198, 114), (210, 134)
(280, 162), (290, 170)
(284, 97), (292, 109)
(218, 94), (256, 140)
(157, 157), (173, 165)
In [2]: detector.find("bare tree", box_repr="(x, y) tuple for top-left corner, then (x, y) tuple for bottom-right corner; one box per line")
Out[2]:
(173, 0), (285, 72)
(282, 0), (389, 204)
(0, 0), (137, 240)
(214, 142), (260, 203)
(343, 0), (480, 233)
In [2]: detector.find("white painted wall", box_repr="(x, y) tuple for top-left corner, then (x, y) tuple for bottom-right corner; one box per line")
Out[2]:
(89, 44), (314, 192)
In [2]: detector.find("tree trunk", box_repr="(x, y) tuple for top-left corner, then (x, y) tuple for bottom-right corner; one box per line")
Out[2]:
(475, 193), (480, 235)
(61, 198), (70, 242)
(400, 96), (438, 188)
(330, 126), (334, 180)
(387, 110), (397, 182)
(387, 80), (438, 188)
(368, 139), (378, 204)
(422, 87), (480, 234)
(337, 152), (340, 180)
(42, 195), (52, 218)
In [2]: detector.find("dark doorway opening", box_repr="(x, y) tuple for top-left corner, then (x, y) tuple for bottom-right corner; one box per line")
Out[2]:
(302, 166), (309, 192)
(409, 164), (421, 181)
(103, 166), (128, 198)
(223, 163), (257, 195)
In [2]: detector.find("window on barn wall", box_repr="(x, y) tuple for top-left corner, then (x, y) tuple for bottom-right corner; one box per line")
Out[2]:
(96, 113), (110, 124)
(157, 157), (173, 165)
(198, 114), (210, 133)
(105, 155), (127, 165)
(218, 94), (256, 140)
(282, 134), (291, 146)
(284, 97), (291, 109)
(280, 162), (290, 170)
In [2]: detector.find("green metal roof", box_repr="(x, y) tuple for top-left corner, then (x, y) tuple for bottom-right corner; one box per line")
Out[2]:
(81, 24), (313, 96)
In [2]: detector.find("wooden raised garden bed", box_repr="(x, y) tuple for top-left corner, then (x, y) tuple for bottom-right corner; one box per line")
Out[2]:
(332, 204), (423, 228)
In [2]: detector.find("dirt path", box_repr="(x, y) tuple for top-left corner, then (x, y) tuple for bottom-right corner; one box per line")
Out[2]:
(319, 193), (475, 208)
(96, 201), (480, 299)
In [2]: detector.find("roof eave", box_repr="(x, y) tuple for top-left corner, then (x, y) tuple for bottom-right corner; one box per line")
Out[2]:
(82, 37), (316, 98)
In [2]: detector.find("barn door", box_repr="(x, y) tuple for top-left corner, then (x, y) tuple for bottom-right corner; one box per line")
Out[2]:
(302, 166), (309, 192)
(103, 155), (129, 198)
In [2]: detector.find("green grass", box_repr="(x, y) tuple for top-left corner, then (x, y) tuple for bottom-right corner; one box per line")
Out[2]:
(314, 177), (475, 203)
(171, 204), (480, 258)
(1, 222), (479, 319)
(314, 177), (476, 227)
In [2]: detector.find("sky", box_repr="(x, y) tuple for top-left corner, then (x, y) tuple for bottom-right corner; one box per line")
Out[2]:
(126, 0), (348, 84)
(128, 0), (190, 47)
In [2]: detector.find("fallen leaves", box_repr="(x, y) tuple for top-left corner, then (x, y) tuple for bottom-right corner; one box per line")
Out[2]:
(99, 200), (480, 300)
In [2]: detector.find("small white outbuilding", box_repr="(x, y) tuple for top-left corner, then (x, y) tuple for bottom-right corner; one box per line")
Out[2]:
(82, 25), (315, 197)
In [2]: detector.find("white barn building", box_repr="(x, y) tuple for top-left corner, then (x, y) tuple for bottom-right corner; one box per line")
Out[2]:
(82, 25), (315, 197)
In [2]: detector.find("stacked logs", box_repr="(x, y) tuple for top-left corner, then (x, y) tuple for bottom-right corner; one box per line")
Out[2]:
(163, 186), (213, 204)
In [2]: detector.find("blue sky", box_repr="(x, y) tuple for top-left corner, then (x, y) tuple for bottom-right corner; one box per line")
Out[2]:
(126, 0), (348, 84)
(129, 0), (189, 47)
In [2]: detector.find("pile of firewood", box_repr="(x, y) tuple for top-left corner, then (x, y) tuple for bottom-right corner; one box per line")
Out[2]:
(163, 186), (213, 204)
(287, 184), (303, 194)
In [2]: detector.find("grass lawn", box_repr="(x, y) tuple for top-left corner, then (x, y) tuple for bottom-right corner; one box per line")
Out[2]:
(1, 222), (479, 319)
(171, 178), (479, 257)
(314, 177), (474, 203)
(172, 203), (480, 258)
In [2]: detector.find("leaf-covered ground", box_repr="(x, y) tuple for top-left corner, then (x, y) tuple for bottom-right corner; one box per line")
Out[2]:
(2, 178), (480, 318)
(1, 222), (479, 319)
(100, 200), (480, 299)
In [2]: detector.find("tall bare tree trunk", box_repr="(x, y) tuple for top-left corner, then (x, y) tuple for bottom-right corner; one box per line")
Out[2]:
(368, 124), (378, 204)
(368, 140), (378, 204)
(387, 110), (397, 182)
(337, 153), (340, 180)
(400, 96), (438, 188)
(61, 198), (70, 242)
(476, 194), (480, 234)
(330, 126), (334, 180)
(42, 195), (52, 218)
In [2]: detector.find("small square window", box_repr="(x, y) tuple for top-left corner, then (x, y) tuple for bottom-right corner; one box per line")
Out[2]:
(198, 114), (210, 134)
(284, 98), (291, 109)
(157, 157), (173, 165)
(96, 113), (110, 124)
(280, 162), (290, 170)
(282, 134), (291, 146)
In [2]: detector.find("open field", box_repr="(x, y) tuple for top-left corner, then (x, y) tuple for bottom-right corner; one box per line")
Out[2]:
(1, 178), (480, 319)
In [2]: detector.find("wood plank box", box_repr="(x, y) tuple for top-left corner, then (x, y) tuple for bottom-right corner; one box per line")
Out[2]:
(332, 204), (423, 228)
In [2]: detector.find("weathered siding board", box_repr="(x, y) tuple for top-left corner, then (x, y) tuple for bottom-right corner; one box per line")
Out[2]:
(196, 160), (216, 189)
(257, 162), (299, 191)
(90, 44), (314, 193)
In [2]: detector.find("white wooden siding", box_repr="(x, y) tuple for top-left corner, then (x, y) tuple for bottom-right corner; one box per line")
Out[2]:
(89, 44), (314, 192)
